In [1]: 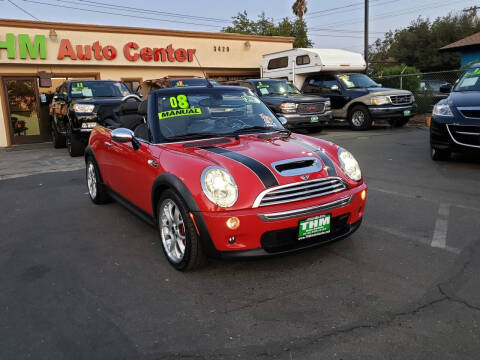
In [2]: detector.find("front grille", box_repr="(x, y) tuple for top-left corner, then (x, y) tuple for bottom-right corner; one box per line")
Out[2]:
(389, 95), (412, 105)
(460, 110), (480, 119)
(253, 177), (347, 208)
(260, 214), (351, 253)
(297, 102), (325, 114)
(447, 124), (480, 148)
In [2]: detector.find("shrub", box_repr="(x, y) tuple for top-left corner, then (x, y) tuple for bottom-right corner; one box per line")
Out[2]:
(375, 64), (421, 93)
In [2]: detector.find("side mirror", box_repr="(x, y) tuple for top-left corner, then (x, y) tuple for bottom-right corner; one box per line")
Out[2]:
(440, 84), (452, 94)
(55, 94), (66, 101)
(330, 85), (340, 92)
(376, 83), (383, 88)
(111, 128), (141, 150)
(278, 116), (288, 126)
(111, 128), (134, 143)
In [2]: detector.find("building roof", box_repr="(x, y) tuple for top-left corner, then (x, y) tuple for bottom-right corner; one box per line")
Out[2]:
(0, 18), (295, 43)
(440, 32), (480, 51)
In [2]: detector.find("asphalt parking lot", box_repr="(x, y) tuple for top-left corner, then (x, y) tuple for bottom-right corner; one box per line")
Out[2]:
(1, 125), (479, 360)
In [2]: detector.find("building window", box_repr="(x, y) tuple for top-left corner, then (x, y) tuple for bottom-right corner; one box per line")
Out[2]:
(122, 78), (142, 93)
(296, 55), (310, 66)
(267, 57), (289, 70)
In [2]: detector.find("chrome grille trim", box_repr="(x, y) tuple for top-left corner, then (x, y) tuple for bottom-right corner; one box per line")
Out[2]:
(389, 95), (413, 105)
(258, 196), (353, 221)
(446, 124), (480, 149)
(297, 102), (326, 114)
(252, 177), (348, 208)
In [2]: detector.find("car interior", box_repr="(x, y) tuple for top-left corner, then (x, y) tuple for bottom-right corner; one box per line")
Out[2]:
(102, 99), (151, 141)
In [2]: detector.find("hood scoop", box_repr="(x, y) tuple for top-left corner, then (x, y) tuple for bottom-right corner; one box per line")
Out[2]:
(183, 138), (232, 148)
(272, 157), (322, 177)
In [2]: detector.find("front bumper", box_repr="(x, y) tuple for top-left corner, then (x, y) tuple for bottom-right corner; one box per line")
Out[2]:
(278, 111), (333, 128)
(198, 183), (367, 257)
(430, 116), (480, 152)
(369, 103), (417, 119)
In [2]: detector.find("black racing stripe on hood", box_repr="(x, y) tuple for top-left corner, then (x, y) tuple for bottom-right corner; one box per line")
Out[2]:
(201, 146), (279, 188)
(290, 139), (338, 176)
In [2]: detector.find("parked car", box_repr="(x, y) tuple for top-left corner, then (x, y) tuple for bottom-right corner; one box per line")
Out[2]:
(51, 80), (132, 156)
(419, 79), (451, 106)
(139, 77), (219, 97)
(226, 79), (332, 132)
(430, 64), (480, 161)
(262, 48), (417, 130)
(85, 85), (367, 270)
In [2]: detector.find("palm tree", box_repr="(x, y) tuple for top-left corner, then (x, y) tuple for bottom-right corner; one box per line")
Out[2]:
(292, 0), (307, 20)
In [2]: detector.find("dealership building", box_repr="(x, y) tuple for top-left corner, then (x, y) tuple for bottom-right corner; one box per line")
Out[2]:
(0, 19), (293, 147)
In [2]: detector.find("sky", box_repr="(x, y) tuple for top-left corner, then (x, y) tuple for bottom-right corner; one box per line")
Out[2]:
(1, 0), (477, 53)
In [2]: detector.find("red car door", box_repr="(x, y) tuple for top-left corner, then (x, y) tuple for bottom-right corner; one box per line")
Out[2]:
(92, 127), (116, 187)
(108, 140), (158, 215)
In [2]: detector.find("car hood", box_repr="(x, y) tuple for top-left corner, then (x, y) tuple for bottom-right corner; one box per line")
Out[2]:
(445, 91), (480, 107)
(365, 87), (412, 95)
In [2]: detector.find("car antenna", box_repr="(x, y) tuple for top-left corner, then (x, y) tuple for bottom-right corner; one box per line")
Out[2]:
(193, 53), (214, 88)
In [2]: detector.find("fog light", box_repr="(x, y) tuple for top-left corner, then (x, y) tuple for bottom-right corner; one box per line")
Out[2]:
(226, 217), (240, 230)
(228, 236), (236, 244)
(361, 190), (367, 201)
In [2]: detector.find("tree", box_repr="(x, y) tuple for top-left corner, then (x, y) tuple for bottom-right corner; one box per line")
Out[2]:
(292, 0), (308, 20)
(222, 11), (312, 48)
(369, 13), (480, 73)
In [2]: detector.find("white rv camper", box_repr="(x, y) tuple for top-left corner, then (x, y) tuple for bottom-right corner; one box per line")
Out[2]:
(261, 48), (416, 130)
(262, 48), (367, 89)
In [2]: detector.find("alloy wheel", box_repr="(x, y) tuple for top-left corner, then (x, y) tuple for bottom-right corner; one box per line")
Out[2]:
(352, 111), (365, 127)
(160, 199), (186, 263)
(87, 162), (97, 199)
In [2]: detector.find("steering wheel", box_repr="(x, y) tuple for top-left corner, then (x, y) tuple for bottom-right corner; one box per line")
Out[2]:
(121, 94), (142, 103)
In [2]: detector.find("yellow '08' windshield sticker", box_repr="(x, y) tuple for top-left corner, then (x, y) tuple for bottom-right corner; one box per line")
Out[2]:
(159, 108), (202, 119)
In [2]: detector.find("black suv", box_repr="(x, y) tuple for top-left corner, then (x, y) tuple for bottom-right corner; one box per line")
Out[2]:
(229, 79), (332, 132)
(430, 64), (480, 161)
(51, 80), (132, 156)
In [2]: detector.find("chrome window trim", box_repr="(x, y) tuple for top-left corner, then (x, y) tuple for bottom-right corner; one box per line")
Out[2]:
(446, 124), (480, 149)
(252, 176), (347, 208)
(258, 196), (353, 221)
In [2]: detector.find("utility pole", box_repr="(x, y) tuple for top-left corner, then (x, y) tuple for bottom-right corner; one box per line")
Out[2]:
(463, 6), (480, 24)
(365, 0), (369, 71)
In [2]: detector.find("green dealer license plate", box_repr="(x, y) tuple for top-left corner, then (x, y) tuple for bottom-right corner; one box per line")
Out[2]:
(310, 116), (319, 123)
(403, 110), (411, 116)
(298, 214), (331, 240)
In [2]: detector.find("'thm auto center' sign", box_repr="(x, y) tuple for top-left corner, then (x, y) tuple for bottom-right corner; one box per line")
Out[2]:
(0, 33), (197, 63)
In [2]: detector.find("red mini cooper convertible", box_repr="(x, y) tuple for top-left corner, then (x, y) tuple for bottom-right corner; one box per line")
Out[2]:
(85, 86), (367, 270)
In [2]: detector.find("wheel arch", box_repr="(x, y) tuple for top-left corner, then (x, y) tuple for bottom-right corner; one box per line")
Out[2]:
(84, 146), (105, 184)
(347, 102), (370, 117)
(151, 174), (218, 257)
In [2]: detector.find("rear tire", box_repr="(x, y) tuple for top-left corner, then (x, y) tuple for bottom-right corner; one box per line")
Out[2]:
(349, 105), (372, 130)
(157, 189), (206, 271)
(67, 123), (85, 157)
(431, 147), (450, 161)
(51, 118), (66, 148)
(86, 158), (111, 204)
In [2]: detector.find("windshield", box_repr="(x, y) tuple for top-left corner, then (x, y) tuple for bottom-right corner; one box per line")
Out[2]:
(155, 88), (284, 141)
(253, 80), (301, 96)
(169, 78), (219, 87)
(338, 74), (379, 89)
(454, 68), (480, 92)
(69, 81), (131, 98)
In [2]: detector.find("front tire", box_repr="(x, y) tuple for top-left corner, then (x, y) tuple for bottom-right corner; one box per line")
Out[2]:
(157, 189), (206, 271)
(349, 105), (372, 130)
(431, 147), (450, 161)
(67, 123), (85, 157)
(86, 158), (111, 204)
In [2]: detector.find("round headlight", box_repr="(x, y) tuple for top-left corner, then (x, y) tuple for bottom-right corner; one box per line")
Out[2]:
(338, 148), (362, 181)
(201, 167), (238, 208)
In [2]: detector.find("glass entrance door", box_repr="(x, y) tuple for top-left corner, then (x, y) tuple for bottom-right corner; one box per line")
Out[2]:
(3, 77), (44, 144)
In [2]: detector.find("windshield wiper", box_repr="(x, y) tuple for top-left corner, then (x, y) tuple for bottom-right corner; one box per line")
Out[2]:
(165, 132), (228, 141)
(232, 126), (273, 134)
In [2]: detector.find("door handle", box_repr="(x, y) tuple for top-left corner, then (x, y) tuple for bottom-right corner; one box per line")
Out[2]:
(105, 141), (113, 147)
